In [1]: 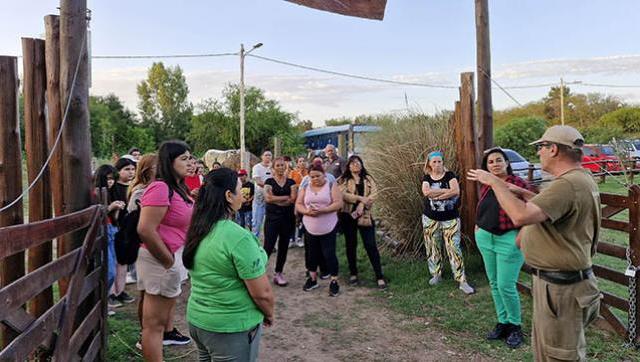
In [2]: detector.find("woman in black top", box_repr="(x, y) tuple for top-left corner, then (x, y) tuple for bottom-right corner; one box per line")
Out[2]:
(421, 151), (474, 295)
(264, 157), (298, 286)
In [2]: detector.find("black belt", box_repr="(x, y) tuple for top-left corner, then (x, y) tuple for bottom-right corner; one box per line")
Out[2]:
(530, 267), (593, 285)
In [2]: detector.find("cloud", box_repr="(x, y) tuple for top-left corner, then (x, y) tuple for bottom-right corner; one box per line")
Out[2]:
(493, 55), (640, 80)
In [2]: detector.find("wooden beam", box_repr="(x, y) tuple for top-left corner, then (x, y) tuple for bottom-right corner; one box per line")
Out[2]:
(475, 0), (493, 149)
(22, 37), (54, 318)
(459, 72), (479, 245)
(0, 56), (25, 347)
(628, 184), (640, 345)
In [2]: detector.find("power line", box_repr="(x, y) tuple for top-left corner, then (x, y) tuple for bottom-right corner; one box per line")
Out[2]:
(92, 52), (237, 59)
(578, 82), (640, 89)
(478, 68), (523, 106)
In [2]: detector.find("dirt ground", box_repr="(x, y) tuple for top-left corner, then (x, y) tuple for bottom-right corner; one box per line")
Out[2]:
(123, 247), (488, 361)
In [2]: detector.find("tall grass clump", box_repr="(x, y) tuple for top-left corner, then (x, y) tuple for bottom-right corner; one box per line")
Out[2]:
(363, 111), (457, 258)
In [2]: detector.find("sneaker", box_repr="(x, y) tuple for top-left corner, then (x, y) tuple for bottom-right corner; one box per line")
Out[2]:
(135, 339), (142, 350)
(273, 273), (288, 287)
(108, 295), (123, 308)
(163, 328), (191, 346)
(348, 275), (359, 286)
(487, 323), (510, 340)
(377, 279), (388, 290)
(302, 277), (319, 291)
(428, 275), (442, 286)
(116, 291), (135, 304)
(295, 237), (304, 248)
(125, 273), (137, 284)
(107, 309), (116, 316)
(288, 239), (296, 248)
(320, 273), (331, 280)
(505, 325), (524, 348)
(458, 282), (476, 295)
(329, 280), (340, 297)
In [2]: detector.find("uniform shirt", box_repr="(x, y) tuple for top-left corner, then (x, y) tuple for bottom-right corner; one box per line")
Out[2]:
(187, 220), (267, 333)
(521, 168), (601, 271)
(422, 171), (460, 221)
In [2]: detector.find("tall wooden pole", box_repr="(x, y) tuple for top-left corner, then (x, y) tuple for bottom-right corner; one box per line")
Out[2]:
(22, 38), (54, 317)
(560, 78), (565, 125)
(0, 56), (25, 347)
(475, 0), (493, 150)
(459, 72), (479, 245)
(59, 0), (92, 262)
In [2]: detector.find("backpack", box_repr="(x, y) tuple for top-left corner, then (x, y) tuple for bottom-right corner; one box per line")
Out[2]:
(114, 185), (174, 265)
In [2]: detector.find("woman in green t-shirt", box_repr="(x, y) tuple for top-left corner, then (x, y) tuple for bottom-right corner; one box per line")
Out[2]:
(183, 168), (274, 361)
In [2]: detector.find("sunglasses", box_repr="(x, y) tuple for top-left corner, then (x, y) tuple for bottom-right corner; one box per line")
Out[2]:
(534, 142), (554, 151)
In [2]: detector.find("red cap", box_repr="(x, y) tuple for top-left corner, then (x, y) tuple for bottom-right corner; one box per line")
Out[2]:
(238, 169), (248, 176)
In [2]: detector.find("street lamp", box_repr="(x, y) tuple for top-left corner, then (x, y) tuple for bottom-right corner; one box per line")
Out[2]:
(240, 42), (263, 171)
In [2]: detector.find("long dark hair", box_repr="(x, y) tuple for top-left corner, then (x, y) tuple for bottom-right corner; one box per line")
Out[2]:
(339, 155), (370, 182)
(183, 168), (239, 269)
(94, 164), (117, 190)
(157, 140), (192, 204)
(481, 147), (513, 175)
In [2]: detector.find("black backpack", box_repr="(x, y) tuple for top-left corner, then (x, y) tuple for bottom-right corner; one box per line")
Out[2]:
(114, 185), (174, 265)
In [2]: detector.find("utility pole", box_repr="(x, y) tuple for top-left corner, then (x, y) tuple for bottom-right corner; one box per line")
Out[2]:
(560, 78), (565, 125)
(239, 42), (262, 172)
(475, 0), (493, 150)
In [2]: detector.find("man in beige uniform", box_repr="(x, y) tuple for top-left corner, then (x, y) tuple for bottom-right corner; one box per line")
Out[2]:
(468, 126), (602, 361)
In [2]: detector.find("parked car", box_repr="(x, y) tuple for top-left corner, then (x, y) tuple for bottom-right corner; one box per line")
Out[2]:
(581, 144), (622, 173)
(503, 148), (542, 181)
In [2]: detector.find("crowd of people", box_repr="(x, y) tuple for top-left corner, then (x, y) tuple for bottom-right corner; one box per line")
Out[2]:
(97, 124), (601, 362)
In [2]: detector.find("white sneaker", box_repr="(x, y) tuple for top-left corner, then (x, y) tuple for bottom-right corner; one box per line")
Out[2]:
(295, 237), (304, 248)
(125, 273), (136, 284)
(428, 275), (442, 286)
(459, 282), (476, 295)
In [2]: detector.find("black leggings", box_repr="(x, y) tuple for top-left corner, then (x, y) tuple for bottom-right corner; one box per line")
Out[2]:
(305, 228), (339, 277)
(263, 215), (294, 273)
(339, 213), (384, 280)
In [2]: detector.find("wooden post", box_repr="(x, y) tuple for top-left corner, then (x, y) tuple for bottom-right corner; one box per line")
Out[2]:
(0, 56), (25, 347)
(59, 0), (92, 261)
(22, 38), (54, 317)
(338, 133), (347, 158)
(273, 136), (282, 158)
(628, 184), (640, 345)
(459, 72), (480, 245)
(475, 0), (493, 150)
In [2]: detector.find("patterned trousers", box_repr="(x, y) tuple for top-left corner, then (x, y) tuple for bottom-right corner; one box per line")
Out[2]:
(421, 215), (466, 283)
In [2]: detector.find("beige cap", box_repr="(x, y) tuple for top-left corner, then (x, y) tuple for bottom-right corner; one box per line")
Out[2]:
(529, 125), (584, 149)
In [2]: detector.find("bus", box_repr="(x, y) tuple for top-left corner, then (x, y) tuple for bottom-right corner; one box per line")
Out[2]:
(303, 124), (381, 156)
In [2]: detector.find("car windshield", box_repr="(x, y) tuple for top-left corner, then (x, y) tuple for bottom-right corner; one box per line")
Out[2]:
(600, 146), (616, 156)
(504, 150), (526, 163)
(633, 141), (640, 150)
(582, 147), (597, 157)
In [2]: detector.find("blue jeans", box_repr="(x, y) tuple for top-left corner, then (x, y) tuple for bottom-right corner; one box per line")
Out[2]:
(106, 224), (118, 290)
(252, 198), (266, 238)
(236, 210), (252, 230)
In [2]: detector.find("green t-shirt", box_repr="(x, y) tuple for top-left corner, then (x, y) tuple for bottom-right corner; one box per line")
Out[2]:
(186, 219), (268, 333)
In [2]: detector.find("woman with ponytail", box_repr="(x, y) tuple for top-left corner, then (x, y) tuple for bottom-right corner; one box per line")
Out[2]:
(183, 168), (274, 362)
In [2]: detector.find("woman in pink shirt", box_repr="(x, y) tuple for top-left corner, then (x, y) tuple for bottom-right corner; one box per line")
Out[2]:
(295, 162), (343, 297)
(137, 140), (193, 361)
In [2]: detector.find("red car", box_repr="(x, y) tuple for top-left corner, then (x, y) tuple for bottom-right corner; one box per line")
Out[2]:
(581, 144), (622, 172)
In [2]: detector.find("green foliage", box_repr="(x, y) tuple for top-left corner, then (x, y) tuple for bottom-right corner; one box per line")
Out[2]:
(189, 84), (304, 156)
(599, 107), (640, 134)
(494, 117), (548, 160)
(137, 62), (193, 143)
(581, 125), (625, 144)
(90, 94), (155, 158)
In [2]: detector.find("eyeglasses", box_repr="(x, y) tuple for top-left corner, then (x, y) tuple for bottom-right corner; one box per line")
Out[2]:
(534, 142), (554, 151)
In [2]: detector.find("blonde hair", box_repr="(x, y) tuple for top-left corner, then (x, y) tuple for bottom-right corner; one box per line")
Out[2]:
(128, 154), (158, 198)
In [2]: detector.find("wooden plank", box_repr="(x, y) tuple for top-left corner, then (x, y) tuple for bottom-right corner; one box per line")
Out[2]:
(475, 0), (492, 150)
(69, 302), (100, 357)
(0, 206), (96, 259)
(0, 55), (25, 348)
(599, 305), (628, 338)
(81, 331), (101, 362)
(22, 36), (54, 319)
(600, 193), (628, 207)
(602, 291), (629, 312)
(79, 266), (101, 303)
(601, 219), (629, 232)
(0, 300), (64, 361)
(459, 72), (479, 246)
(284, 0), (387, 20)
(601, 205), (626, 219)
(596, 241), (627, 259)
(592, 264), (628, 285)
(0, 249), (79, 322)
(628, 184), (640, 345)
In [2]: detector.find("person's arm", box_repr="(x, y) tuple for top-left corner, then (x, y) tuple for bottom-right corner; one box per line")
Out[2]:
(244, 274), (275, 327)
(339, 181), (361, 204)
(317, 184), (344, 214)
(252, 167), (266, 188)
(433, 178), (460, 200)
(506, 183), (537, 201)
(289, 184), (298, 205)
(422, 181), (446, 198)
(295, 187), (318, 216)
(467, 169), (548, 226)
(263, 184), (289, 203)
(137, 206), (174, 269)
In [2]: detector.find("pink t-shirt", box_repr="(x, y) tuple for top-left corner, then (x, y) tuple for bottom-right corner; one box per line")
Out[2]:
(303, 181), (338, 235)
(141, 181), (193, 253)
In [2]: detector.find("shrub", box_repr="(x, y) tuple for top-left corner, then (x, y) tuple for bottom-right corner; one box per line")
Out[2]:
(494, 117), (548, 160)
(363, 111), (458, 258)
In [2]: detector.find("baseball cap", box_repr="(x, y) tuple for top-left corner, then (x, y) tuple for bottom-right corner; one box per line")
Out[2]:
(121, 154), (138, 163)
(238, 169), (248, 176)
(529, 125), (584, 149)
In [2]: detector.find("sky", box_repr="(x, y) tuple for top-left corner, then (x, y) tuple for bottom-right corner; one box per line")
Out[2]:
(2, 0), (640, 126)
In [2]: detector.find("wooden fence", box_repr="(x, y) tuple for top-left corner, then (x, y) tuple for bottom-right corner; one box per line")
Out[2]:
(0, 204), (107, 360)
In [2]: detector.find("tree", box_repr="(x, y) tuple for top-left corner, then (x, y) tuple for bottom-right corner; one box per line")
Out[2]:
(137, 62), (193, 143)
(189, 84), (305, 157)
(90, 94), (155, 158)
(494, 117), (548, 160)
(599, 107), (640, 134)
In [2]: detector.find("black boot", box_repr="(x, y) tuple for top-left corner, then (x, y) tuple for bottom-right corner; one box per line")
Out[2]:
(505, 324), (524, 348)
(486, 323), (509, 340)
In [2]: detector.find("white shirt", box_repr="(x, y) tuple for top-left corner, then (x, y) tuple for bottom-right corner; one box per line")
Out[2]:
(252, 163), (272, 201)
